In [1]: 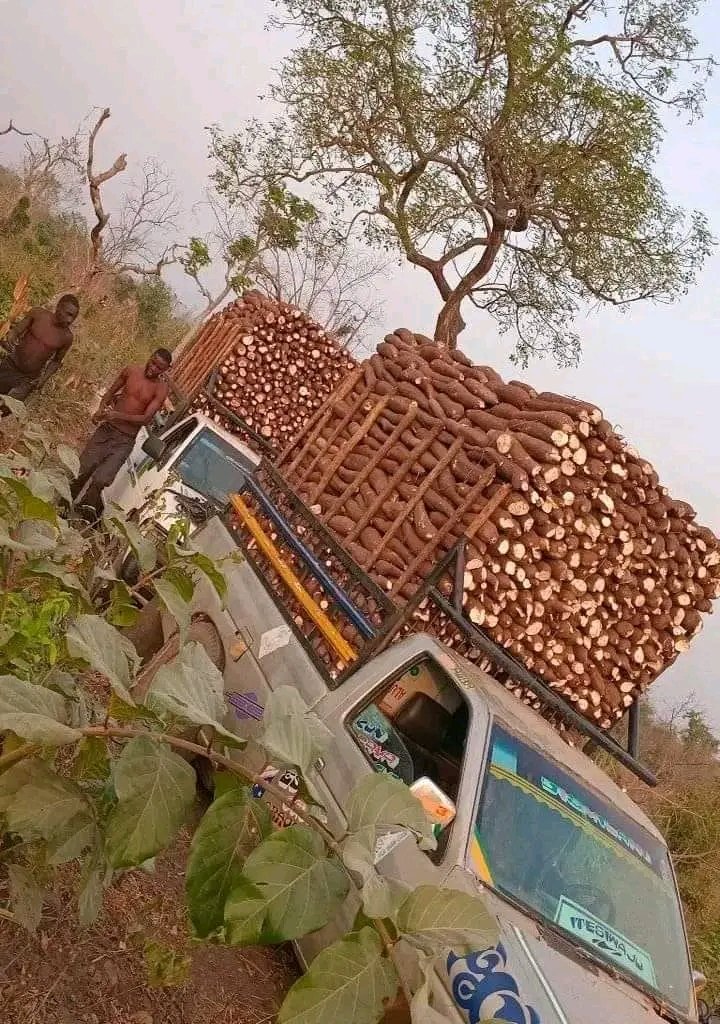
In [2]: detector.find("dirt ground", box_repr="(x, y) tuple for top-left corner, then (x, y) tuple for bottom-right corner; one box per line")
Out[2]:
(0, 834), (297, 1024)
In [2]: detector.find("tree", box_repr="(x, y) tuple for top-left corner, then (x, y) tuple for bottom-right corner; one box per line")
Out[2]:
(1, 109), (182, 287)
(250, 221), (386, 350)
(83, 108), (181, 282)
(179, 130), (386, 348)
(228, 0), (714, 361)
(682, 708), (719, 753)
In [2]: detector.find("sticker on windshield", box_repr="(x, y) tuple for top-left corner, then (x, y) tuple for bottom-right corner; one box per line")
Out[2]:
(555, 896), (657, 988)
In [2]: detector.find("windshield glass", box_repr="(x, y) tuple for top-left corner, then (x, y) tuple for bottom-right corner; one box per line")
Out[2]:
(473, 723), (691, 1012)
(172, 428), (254, 504)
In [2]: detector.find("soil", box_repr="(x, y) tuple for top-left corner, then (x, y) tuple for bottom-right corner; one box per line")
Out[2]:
(0, 833), (298, 1024)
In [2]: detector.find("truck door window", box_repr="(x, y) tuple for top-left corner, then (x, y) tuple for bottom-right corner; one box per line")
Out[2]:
(347, 657), (469, 802)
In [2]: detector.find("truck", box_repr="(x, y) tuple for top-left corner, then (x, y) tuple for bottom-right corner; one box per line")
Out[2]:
(106, 408), (716, 1024)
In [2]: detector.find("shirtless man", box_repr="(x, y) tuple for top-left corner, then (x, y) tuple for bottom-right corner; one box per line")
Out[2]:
(0, 295), (79, 410)
(71, 348), (172, 518)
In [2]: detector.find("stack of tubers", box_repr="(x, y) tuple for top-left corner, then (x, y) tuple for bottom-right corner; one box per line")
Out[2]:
(279, 329), (720, 728)
(172, 290), (357, 447)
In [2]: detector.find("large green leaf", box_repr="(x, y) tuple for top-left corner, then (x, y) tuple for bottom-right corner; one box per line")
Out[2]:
(46, 811), (99, 865)
(105, 736), (196, 868)
(341, 828), (407, 921)
(65, 614), (139, 704)
(107, 581), (140, 628)
(184, 551), (228, 600)
(0, 759), (89, 841)
(409, 955), (448, 1024)
(106, 513), (157, 574)
(73, 736), (111, 781)
(30, 467), (72, 504)
(260, 686), (333, 773)
(223, 877), (269, 946)
(144, 642), (239, 744)
(0, 476), (58, 525)
(0, 674), (81, 745)
(8, 864), (45, 934)
(347, 776), (436, 851)
(241, 825), (349, 942)
(396, 886), (499, 954)
(154, 577), (192, 634)
(0, 519), (56, 552)
(22, 560), (90, 602)
(57, 444), (81, 478)
(77, 850), (106, 927)
(277, 927), (398, 1024)
(186, 787), (271, 938)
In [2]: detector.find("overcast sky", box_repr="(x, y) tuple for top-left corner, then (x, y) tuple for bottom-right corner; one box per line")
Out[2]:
(3, 0), (719, 726)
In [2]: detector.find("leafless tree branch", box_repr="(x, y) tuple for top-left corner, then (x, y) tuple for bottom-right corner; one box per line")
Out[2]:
(0, 120), (36, 138)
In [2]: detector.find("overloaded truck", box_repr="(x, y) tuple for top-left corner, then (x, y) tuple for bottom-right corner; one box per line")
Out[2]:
(101, 296), (720, 1024)
(104, 390), (718, 1024)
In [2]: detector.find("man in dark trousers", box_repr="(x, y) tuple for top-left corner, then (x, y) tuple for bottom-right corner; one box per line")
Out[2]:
(0, 294), (79, 410)
(71, 348), (172, 519)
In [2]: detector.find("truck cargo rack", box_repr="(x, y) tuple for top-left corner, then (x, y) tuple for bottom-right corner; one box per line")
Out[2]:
(357, 537), (658, 788)
(226, 472), (657, 787)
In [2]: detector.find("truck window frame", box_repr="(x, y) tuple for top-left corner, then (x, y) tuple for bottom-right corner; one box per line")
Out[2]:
(158, 417), (201, 468)
(342, 653), (472, 864)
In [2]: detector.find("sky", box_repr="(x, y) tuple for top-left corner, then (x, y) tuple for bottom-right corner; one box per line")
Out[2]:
(2, 0), (719, 726)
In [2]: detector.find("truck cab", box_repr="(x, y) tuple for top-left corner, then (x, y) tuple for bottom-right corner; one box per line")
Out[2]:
(173, 513), (698, 1024)
(125, 419), (702, 1024)
(103, 413), (260, 531)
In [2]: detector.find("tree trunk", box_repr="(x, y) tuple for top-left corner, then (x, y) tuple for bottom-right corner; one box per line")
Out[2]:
(434, 298), (466, 349)
(433, 225), (504, 349)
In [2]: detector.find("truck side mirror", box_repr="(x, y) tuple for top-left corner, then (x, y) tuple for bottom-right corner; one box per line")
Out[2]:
(141, 434), (165, 463)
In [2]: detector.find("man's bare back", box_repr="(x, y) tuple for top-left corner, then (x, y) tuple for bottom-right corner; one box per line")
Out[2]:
(6, 297), (78, 377)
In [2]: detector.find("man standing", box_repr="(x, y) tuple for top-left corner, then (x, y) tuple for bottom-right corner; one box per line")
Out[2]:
(0, 294), (79, 408)
(71, 348), (172, 519)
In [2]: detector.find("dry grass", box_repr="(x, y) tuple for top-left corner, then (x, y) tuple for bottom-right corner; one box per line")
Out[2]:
(0, 832), (297, 1024)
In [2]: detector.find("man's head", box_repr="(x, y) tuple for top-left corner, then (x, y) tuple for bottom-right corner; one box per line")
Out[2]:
(145, 347), (172, 380)
(54, 294), (79, 328)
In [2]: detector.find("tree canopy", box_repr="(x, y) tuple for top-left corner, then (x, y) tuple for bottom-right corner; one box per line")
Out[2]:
(220, 0), (714, 361)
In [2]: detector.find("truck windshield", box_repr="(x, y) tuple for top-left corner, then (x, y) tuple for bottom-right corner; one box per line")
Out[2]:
(473, 723), (692, 1013)
(173, 428), (253, 504)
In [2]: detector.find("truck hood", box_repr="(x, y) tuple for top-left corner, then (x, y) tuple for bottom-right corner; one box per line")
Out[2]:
(135, 481), (211, 536)
(445, 908), (688, 1024)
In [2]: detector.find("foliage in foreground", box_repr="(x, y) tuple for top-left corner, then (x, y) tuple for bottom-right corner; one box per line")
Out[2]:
(0, 400), (500, 1024)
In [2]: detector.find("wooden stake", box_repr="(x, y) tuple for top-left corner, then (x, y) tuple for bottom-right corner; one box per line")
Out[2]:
(347, 426), (443, 543)
(324, 402), (418, 518)
(365, 437), (464, 573)
(391, 465), (496, 595)
(310, 397), (390, 503)
(279, 365), (363, 468)
(465, 484), (513, 541)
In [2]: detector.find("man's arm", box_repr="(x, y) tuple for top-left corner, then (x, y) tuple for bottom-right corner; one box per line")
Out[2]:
(103, 383), (169, 427)
(37, 333), (73, 384)
(1, 312), (34, 352)
(92, 368), (128, 423)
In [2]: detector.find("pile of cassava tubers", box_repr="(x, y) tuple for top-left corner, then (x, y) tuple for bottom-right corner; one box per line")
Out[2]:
(282, 328), (720, 727)
(173, 290), (357, 446)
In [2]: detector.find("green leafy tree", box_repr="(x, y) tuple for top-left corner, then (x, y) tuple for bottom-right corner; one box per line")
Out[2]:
(223, 0), (714, 361)
(0, 399), (502, 1024)
(682, 708), (719, 754)
(176, 136), (386, 353)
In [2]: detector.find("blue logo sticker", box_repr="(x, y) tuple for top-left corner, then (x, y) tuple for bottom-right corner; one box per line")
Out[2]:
(447, 943), (541, 1024)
